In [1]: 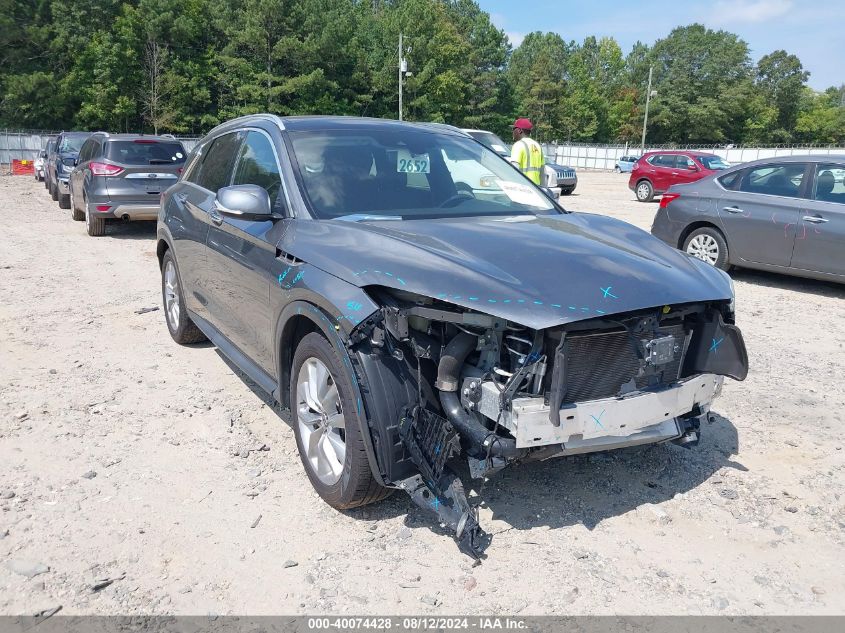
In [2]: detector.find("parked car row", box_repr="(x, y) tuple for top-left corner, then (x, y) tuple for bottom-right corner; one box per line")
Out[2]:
(40, 130), (187, 236)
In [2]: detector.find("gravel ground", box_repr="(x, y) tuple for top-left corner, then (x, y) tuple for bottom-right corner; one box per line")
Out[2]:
(1, 171), (844, 616)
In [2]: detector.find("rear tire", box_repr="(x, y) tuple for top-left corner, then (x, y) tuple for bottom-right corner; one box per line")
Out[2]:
(161, 250), (207, 344)
(291, 332), (390, 510)
(635, 179), (654, 202)
(58, 193), (71, 209)
(50, 180), (58, 201)
(683, 227), (730, 271)
(70, 190), (85, 221)
(85, 205), (106, 236)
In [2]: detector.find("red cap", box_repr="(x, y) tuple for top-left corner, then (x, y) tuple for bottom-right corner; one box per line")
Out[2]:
(513, 118), (533, 131)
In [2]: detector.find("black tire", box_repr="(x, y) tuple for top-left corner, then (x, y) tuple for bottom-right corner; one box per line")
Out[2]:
(682, 226), (730, 271)
(71, 191), (85, 221)
(50, 180), (59, 201)
(58, 193), (71, 209)
(291, 332), (390, 510)
(561, 188), (574, 195)
(635, 179), (654, 202)
(85, 209), (106, 236)
(161, 250), (207, 344)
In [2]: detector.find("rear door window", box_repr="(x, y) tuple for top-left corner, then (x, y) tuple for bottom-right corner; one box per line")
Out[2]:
(717, 170), (742, 190)
(106, 140), (187, 166)
(649, 154), (676, 168)
(739, 163), (808, 198)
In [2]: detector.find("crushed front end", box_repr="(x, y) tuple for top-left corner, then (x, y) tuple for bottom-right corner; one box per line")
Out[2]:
(358, 288), (748, 558)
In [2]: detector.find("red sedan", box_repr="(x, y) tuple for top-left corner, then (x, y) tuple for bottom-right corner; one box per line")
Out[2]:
(629, 150), (729, 202)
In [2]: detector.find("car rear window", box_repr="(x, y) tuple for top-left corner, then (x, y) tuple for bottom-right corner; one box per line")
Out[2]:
(105, 140), (186, 166)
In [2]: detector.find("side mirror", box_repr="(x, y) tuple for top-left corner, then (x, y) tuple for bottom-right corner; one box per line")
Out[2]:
(41, 152), (47, 159)
(541, 186), (558, 200)
(688, 164), (698, 171)
(73, 158), (78, 166)
(214, 184), (273, 218)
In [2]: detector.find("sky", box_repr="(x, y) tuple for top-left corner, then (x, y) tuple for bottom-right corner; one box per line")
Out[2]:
(480, 0), (843, 91)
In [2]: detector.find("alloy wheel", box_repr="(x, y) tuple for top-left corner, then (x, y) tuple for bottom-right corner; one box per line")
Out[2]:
(637, 183), (651, 200)
(296, 358), (346, 485)
(163, 260), (181, 330)
(686, 234), (720, 265)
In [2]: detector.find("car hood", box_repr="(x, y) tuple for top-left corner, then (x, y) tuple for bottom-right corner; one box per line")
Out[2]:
(547, 162), (575, 172)
(279, 212), (732, 330)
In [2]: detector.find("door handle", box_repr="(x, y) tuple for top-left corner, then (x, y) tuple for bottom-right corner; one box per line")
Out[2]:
(723, 206), (744, 214)
(671, 172), (678, 176)
(802, 215), (828, 224)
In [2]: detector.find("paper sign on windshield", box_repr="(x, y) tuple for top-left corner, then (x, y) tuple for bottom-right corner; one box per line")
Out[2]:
(397, 149), (430, 174)
(495, 180), (544, 206)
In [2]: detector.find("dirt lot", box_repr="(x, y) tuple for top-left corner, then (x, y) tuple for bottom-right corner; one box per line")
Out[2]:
(1, 171), (844, 616)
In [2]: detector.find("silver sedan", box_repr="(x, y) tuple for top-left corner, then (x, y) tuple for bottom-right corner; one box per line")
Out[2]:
(650, 155), (845, 284)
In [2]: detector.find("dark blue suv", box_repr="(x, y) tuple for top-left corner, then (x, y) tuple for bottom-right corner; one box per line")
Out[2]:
(47, 131), (92, 209)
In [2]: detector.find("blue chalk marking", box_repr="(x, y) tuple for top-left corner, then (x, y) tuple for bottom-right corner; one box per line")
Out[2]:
(590, 409), (606, 430)
(517, 299), (526, 304)
(434, 444), (441, 456)
(437, 293), (448, 298)
(551, 303), (561, 308)
(595, 309), (606, 315)
(568, 306), (576, 310)
(292, 270), (305, 284)
(581, 307), (590, 312)
(709, 337), (724, 353)
(469, 296), (479, 301)
(278, 267), (291, 286)
(346, 301), (362, 311)
(488, 299), (497, 303)
(601, 286), (619, 299)
(452, 295), (462, 300)
(397, 278), (406, 285)
(534, 300), (543, 305)
(503, 299), (511, 303)
(431, 497), (441, 510)
(353, 270), (367, 276)
(384, 272), (393, 277)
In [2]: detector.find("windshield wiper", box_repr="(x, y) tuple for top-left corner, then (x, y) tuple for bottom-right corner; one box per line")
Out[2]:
(333, 214), (403, 222)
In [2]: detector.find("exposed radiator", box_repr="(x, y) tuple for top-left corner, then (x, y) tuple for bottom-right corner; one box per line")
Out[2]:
(561, 324), (687, 403)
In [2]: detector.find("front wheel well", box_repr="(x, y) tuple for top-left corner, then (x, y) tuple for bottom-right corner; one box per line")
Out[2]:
(277, 314), (319, 410)
(156, 239), (169, 270)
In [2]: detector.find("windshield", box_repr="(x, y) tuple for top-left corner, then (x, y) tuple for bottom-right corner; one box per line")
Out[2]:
(465, 131), (510, 156)
(698, 155), (729, 170)
(288, 129), (556, 220)
(58, 136), (88, 153)
(106, 140), (186, 165)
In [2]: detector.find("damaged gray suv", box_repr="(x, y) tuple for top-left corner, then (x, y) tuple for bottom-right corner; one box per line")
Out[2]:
(157, 114), (748, 557)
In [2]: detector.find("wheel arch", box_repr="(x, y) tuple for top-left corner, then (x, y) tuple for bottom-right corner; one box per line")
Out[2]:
(678, 221), (728, 250)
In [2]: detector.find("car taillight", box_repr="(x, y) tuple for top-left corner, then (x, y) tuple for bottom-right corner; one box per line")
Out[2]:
(90, 162), (124, 176)
(95, 205), (111, 212)
(659, 192), (681, 208)
(176, 167), (183, 175)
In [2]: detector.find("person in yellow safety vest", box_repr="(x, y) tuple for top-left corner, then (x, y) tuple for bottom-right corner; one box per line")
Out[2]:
(510, 118), (544, 185)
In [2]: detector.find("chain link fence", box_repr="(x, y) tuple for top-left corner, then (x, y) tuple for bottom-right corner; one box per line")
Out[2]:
(543, 142), (845, 171)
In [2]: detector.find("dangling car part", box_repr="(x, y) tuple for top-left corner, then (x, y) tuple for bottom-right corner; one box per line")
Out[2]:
(157, 114), (748, 559)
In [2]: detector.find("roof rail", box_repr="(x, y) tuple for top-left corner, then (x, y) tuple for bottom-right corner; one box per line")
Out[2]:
(206, 113), (286, 137)
(159, 133), (175, 139)
(93, 131), (110, 137)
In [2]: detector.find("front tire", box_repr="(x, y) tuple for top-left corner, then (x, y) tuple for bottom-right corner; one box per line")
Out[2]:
(50, 180), (59, 201)
(683, 227), (730, 271)
(635, 180), (654, 202)
(58, 193), (71, 209)
(291, 332), (390, 510)
(161, 250), (207, 344)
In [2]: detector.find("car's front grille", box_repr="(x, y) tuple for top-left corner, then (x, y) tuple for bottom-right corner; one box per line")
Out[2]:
(556, 169), (575, 179)
(560, 324), (687, 403)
